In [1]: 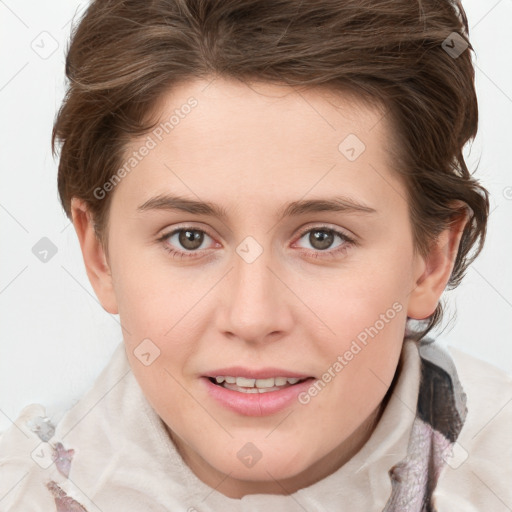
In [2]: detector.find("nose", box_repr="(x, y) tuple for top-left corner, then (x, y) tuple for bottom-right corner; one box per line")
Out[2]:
(216, 242), (294, 345)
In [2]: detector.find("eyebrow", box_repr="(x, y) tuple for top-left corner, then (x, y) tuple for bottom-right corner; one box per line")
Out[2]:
(136, 193), (377, 221)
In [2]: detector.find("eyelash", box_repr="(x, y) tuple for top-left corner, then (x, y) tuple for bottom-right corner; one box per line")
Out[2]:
(157, 225), (356, 261)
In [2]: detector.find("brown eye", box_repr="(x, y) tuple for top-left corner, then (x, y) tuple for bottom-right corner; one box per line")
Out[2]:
(294, 226), (356, 259)
(308, 229), (335, 250)
(159, 227), (214, 257)
(178, 229), (205, 250)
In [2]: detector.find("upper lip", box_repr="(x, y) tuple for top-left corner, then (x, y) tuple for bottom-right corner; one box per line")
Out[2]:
(204, 366), (313, 380)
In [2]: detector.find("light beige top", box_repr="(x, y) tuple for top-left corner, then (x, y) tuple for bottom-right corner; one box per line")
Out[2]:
(0, 338), (511, 511)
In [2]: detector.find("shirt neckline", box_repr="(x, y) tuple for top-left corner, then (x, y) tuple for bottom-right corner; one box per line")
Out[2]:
(53, 338), (422, 511)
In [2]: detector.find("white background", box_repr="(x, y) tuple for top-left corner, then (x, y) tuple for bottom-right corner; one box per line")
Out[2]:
(1, 0), (511, 432)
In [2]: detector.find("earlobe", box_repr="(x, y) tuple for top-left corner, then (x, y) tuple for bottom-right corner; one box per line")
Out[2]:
(407, 208), (469, 320)
(70, 198), (118, 315)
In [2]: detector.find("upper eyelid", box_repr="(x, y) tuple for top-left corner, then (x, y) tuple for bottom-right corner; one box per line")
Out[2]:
(296, 223), (354, 239)
(160, 222), (351, 237)
(160, 224), (216, 242)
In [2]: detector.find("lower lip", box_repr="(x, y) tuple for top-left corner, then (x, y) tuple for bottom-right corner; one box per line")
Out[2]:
(201, 377), (316, 416)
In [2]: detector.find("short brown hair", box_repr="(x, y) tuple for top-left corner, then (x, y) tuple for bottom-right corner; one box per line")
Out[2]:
(52, 0), (489, 339)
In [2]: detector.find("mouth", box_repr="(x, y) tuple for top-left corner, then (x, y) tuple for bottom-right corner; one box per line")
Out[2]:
(207, 375), (314, 394)
(201, 366), (317, 416)
(202, 374), (316, 416)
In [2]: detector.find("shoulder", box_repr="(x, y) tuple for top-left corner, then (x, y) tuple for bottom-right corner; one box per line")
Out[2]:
(447, 346), (512, 446)
(433, 345), (512, 511)
(448, 345), (512, 395)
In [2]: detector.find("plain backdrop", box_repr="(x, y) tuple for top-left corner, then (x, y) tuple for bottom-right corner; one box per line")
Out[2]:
(1, 0), (511, 432)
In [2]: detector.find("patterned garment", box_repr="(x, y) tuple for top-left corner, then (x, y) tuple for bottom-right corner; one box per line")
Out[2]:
(23, 337), (468, 511)
(383, 339), (467, 511)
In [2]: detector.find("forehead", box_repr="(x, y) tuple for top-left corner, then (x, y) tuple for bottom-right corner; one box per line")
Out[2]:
(113, 77), (405, 215)
(147, 77), (390, 150)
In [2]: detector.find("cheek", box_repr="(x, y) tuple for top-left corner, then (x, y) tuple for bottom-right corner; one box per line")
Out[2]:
(309, 261), (410, 342)
(112, 257), (204, 377)
(112, 250), (187, 333)
(301, 262), (409, 409)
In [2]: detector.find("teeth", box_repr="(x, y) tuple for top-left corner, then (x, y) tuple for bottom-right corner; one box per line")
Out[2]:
(212, 376), (306, 389)
(236, 377), (256, 387)
(255, 378), (274, 388)
(225, 385), (283, 394)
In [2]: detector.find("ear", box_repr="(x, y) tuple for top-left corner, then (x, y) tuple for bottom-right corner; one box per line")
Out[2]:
(407, 206), (470, 320)
(70, 197), (118, 315)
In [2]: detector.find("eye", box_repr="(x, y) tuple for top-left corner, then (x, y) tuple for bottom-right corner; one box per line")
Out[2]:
(157, 224), (356, 261)
(157, 227), (216, 259)
(294, 226), (356, 259)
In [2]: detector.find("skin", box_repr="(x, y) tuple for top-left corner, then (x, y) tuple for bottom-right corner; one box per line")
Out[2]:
(71, 76), (467, 498)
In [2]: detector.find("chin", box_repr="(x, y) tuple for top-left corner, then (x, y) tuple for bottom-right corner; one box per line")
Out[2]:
(213, 446), (312, 482)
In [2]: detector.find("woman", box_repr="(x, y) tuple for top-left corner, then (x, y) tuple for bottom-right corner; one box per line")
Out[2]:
(1, 1), (510, 510)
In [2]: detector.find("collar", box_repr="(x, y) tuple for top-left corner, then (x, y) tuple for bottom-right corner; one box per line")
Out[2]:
(7, 335), (467, 511)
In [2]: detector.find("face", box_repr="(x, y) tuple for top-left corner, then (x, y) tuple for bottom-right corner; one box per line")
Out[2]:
(74, 77), (445, 498)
